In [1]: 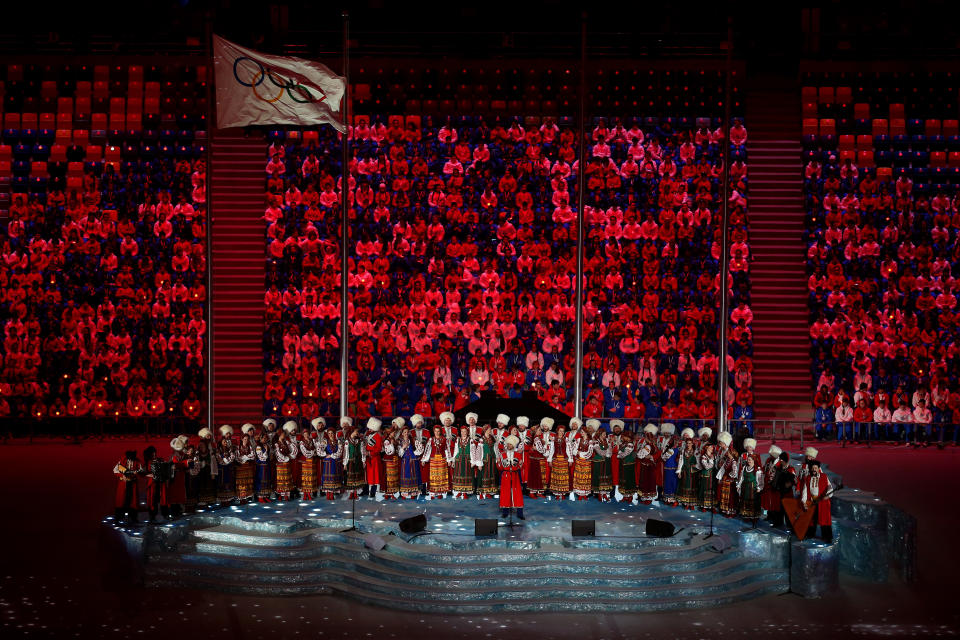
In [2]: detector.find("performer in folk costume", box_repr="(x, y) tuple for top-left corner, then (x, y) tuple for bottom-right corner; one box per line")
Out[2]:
(715, 432), (740, 517)
(363, 417), (384, 497)
(635, 424), (660, 504)
(310, 417), (327, 486)
(770, 450), (795, 528)
(422, 425), (452, 498)
(609, 419), (625, 487)
(298, 427), (318, 500)
(471, 427), (497, 499)
(440, 411), (458, 442)
(659, 423), (679, 505)
(273, 424), (296, 501)
(737, 454), (764, 521)
(143, 446), (169, 522)
(320, 426), (345, 499)
(409, 414), (430, 494)
(465, 412), (483, 440)
(696, 427), (713, 456)
(516, 416), (534, 488)
(616, 431), (638, 502)
(216, 425), (236, 504)
(381, 419), (402, 499)
(761, 445), (783, 522)
(800, 460), (833, 542)
(398, 427), (423, 499)
(796, 446), (819, 487)
(167, 435), (191, 516)
(526, 424), (548, 498)
(550, 424), (572, 497)
(696, 443), (717, 512)
(195, 430), (218, 507)
(538, 417), (555, 491)
(343, 428), (366, 499)
(234, 427), (256, 502)
(494, 413), (511, 445)
(452, 427), (475, 498)
(497, 434), (525, 519)
(675, 429), (699, 508)
(184, 442), (200, 511)
(589, 421), (613, 501)
(572, 423), (595, 500)
(113, 449), (143, 522)
(254, 431), (275, 502)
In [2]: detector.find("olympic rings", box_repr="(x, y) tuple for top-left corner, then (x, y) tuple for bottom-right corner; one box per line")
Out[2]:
(233, 56), (327, 105)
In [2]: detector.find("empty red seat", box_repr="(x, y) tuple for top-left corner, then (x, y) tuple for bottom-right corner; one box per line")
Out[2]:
(853, 103), (870, 119)
(930, 151), (947, 167)
(857, 150), (875, 167)
(818, 86), (835, 104)
(872, 119), (888, 136)
(838, 134), (856, 151)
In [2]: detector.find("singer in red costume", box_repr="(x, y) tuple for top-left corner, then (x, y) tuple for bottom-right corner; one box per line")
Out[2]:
(498, 435), (525, 519)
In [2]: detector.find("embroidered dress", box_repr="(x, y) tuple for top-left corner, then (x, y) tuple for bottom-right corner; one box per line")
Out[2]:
(696, 455), (716, 510)
(617, 444), (637, 496)
(274, 442), (294, 498)
(254, 445), (273, 498)
(591, 441), (613, 493)
(738, 466), (763, 519)
(298, 440), (318, 495)
(476, 441), (497, 494)
(678, 451), (699, 507)
(550, 438), (571, 493)
(343, 440), (365, 491)
(526, 436), (549, 492)
(423, 437), (451, 494)
(320, 441), (344, 493)
(572, 439), (594, 496)
(398, 440), (422, 495)
(217, 448), (236, 502)
(382, 440), (400, 495)
(235, 447), (255, 500)
(716, 457), (740, 516)
(635, 442), (659, 502)
(451, 440), (474, 494)
(661, 445), (680, 502)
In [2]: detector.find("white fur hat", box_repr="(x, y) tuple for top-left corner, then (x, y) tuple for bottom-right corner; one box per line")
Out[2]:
(311, 417), (326, 429)
(681, 428), (695, 439)
(176, 434), (190, 447)
(170, 437), (184, 452)
(769, 445), (783, 457)
(610, 419), (625, 430)
(241, 424), (255, 435)
(660, 423), (675, 435)
(717, 432), (733, 446)
(743, 438), (757, 451)
(805, 446), (819, 458)
(440, 411), (455, 425)
(340, 416), (353, 427)
(219, 424), (234, 437)
(282, 420), (298, 433)
(643, 423), (659, 435)
(367, 417), (382, 432)
(198, 427), (212, 439)
(465, 412), (478, 424)
(262, 418), (277, 429)
(496, 413), (510, 425)
(505, 435), (520, 448)
(517, 416), (529, 427)
(698, 427), (713, 438)
(391, 417), (405, 428)
(585, 419), (601, 431)
(410, 413), (424, 426)
(541, 417), (555, 429)
(569, 417), (583, 429)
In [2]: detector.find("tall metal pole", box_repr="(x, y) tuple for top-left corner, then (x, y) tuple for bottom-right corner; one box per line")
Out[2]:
(338, 10), (351, 419)
(717, 18), (734, 433)
(204, 15), (215, 431)
(573, 14), (587, 421)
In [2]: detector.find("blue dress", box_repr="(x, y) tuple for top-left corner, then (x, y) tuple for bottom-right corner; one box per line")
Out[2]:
(399, 443), (422, 493)
(662, 448), (680, 501)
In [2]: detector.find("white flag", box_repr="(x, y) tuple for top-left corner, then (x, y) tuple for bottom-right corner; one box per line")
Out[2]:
(213, 34), (346, 133)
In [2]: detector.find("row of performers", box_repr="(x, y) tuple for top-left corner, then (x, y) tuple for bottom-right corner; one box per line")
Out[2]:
(113, 412), (832, 538)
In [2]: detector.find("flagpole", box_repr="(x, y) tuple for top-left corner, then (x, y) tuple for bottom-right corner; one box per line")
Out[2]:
(204, 16), (215, 433)
(339, 10), (351, 421)
(717, 18), (734, 434)
(573, 13), (587, 421)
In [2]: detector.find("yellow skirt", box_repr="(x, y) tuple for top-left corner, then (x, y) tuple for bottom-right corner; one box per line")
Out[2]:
(573, 457), (593, 495)
(275, 462), (292, 494)
(428, 453), (450, 493)
(550, 454), (570, 493)
(235, 462), (254, 499)
(383, 456), (400, 494)
(299, 459), (317, 492)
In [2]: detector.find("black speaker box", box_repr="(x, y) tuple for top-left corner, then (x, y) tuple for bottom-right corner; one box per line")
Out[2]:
(398, 513), (427, 534)
(475, 518), (498, 536)
(645, 518), (675, 537)
(572, 519), (595, 536)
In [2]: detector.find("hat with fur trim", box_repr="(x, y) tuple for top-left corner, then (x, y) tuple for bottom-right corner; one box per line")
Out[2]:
(440, 411), (455, 425)
(496, 413), (510, 425)
(717, 432), (733, 446)
(366, 417), (382, 432)
(282, 420), (298, 433)
(517, 416), (529, 427)
(660, 423), (675, 435)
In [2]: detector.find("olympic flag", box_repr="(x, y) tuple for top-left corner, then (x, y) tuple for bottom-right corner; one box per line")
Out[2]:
(213, 35), (346, 133)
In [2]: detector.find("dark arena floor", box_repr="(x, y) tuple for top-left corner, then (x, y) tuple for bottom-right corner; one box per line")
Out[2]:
(0, 437), (956, 639)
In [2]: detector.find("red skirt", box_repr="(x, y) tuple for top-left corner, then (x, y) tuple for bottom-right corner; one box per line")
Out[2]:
(527, 452), (546, 491)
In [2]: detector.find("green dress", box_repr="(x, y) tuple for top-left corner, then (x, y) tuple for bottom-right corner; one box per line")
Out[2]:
(696, 457), (716, 510)
(618, 448), (637, 494)
(478, 442), (497, 493)
(678, 452), (699, 507)
(591, 444), (612, 493)
(452, 440), (474, 493)
(344, 441), (364, 490)
(738, 468), (761, 519)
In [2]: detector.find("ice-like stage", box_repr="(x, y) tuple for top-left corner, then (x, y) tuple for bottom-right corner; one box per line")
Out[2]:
(105, 463), (916, 612)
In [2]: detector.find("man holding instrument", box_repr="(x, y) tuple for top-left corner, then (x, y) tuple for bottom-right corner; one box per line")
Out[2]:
(799, 460), (833, 542)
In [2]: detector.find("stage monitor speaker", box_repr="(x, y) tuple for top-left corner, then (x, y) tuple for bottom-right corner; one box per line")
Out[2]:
(475, 518), (498, 536)
(363, 533), (387, 551)
(572, 519), (595, 536)
(645, 518), (675, 537)
(398, 513), (427, 534)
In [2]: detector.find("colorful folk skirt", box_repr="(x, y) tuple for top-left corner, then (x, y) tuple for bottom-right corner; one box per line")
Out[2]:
(399, 453), (421, 493)
(550, 454), (571, 493)
(637, 459), (658, 501)
(254, 462), (273, 498)
(235, 462), (255, 499)
(321, 457), (343, 492)
(527, 452), (546, 491)
(198, 472), (217, 506)
(739, 482), (761, 519)
(275, 462), (293, 495)
(383, 455), (400, 494)
(344, 459), (365, 490)
(573, 457), (593, 496)
(428, 453), (450, 493)
(592, 456), (612, 493)
(618, 458), (637, 493)
(299, 458), (317, 493)
(478, 455), (498, 493)
(662, 462), (679, 500)
(217, 464), (236, 502)
(697, 472), (715, 510)
(718, 477), (738, 515)
(678, 467), (699, 507)
(452, 453), (474, 493)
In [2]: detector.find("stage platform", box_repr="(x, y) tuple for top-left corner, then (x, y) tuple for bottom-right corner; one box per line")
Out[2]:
(105, 461), (916, 613)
